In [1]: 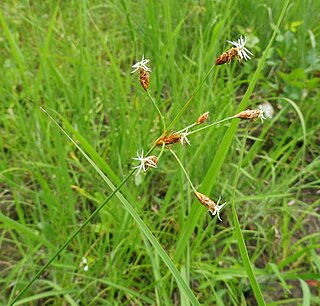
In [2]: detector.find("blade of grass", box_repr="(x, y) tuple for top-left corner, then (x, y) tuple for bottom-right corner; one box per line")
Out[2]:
(0, 10), (29, 89)
(9, 108), (200, 306)
(299, 279), (311, 306)
(0, 213), (56, 250)
(231, 127), (265, 306)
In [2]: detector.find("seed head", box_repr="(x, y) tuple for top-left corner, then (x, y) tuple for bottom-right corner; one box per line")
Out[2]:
(155, 133), (181, 146)
(216, 36), (252, 65)
(235, 109), (266, 122)
(132, 150), (158, 176)
(196, 111), (209, 124)
(139, 67), (150, 91)
(155, 130), (191, 146)
(131, 55), (151, 91)
(216, 47), (239, 65)
(194, 191), (226, 221)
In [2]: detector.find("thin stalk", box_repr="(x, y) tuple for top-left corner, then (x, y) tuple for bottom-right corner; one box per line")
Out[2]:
(188, 115), (236, 136)
(176, 122), (198, 134)
(147, 89), (167, 131)
(157, 142), (166, 160)
(167, 64), (216, 131)
(169, 149), (197, 193)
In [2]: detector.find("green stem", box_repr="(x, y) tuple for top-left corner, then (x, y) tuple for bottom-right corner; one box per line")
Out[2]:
(169, 149), (197, 193)
(167, 64), (216, 131)
(157, 142), (166, 160)
(147, 89), (167, 131)
(188, 115), (236, 136)
(231, 126), (266, 306)
(176, 122), (197, 134)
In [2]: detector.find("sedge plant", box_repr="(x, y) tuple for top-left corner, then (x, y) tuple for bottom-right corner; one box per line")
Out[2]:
(8, 1), (291, 305)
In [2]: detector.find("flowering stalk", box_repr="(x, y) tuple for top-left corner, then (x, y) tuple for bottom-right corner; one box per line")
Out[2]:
(146, 89), (167, 131)
(176, 111), (209, 134)
(169, 149), (197, 193)
(132, 55), (166, 131)
(188, 109), (266, 136)
(166, 65), (216, 131)
(169, 149), (226, 221)
(188, 115), (235, 136)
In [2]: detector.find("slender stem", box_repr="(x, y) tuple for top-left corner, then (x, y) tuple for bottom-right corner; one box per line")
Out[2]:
(167, 64), (216, 131)
(146, 89), (167, 131)
(231, 125), (266, 306)
(169, 149), (197, 193)
(188, 115), (236, 136)
(146, 143), (156, 156)
(176, 122), (197, 134)
(9, 169), (135, 306)
(157, 142), (166, 160)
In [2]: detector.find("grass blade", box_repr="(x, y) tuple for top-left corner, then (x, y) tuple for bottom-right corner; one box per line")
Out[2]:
(231, 128), (265, 305)
(9, 108), (200, 306)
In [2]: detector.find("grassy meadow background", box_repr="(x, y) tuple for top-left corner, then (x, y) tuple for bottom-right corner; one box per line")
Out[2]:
(1, 0), (320, 305)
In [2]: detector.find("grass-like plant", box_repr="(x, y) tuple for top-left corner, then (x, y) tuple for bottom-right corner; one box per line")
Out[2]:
(1, 0), (320, 305)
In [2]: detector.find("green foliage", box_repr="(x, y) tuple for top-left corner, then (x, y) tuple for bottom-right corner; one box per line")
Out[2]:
(1, 0), (319, 305)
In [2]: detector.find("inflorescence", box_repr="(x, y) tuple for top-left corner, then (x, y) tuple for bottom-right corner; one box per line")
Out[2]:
(131, 35), (266, 222)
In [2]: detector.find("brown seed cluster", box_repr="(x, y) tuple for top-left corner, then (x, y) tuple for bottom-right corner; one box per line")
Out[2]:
(139, 67), (150, 91)
(196, 111), (209, 124)
(155, 133), (182, 146)
(194, 191), (218, 215)
(235, 109), (264, 121)
(145, 156), (158, 169)
(215, 47), (240, 65)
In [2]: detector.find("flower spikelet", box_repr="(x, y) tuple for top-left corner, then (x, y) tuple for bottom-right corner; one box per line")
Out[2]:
(216, 47), (239, 65)
(194, 191), (226, 221)
(216, 36), (252, 65)
(155, 130), (191, 146)
(131, 55), (151, 91)
(155, 133), (182, 146)
(132, 150), (158, 176)
(139, 67), (150, 91)
(235, 109), (266, 122)
(196, 111), (209, 124)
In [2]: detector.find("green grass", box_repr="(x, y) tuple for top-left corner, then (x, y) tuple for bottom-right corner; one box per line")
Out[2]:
(1, 0), (320, 305)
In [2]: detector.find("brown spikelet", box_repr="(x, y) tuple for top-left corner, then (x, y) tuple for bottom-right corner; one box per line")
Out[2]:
(194, 191), (217, 214)
(139, 67), (150, 91)
(215, 47), (239, 65)
(235, 109), (263, 121)
(145, 156), (158, 169)
(196, 111), (209, 124)
(155, 133), (181, 146)
(194, 191), (225, 221)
